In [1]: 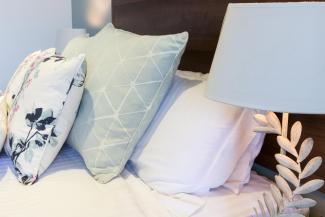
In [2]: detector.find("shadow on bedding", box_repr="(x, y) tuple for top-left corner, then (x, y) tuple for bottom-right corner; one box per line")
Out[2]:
(40, 145), (91, 179)
(0, 146), (90, 182)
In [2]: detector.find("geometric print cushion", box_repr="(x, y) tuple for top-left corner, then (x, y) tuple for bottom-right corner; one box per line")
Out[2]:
(65, 24), (188, 183)
(62, 36), (89, 59)
(4, 51), (86, 185)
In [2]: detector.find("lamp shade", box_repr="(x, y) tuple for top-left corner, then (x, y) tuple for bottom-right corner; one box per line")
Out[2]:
(55, 28), (88, 54)
(207, 2), (325, 114)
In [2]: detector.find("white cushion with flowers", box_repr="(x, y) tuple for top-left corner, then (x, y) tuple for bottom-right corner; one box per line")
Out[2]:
(0, 92), (7, 150)
(4, 50), (86, 184)
(5, 49), (55, 111)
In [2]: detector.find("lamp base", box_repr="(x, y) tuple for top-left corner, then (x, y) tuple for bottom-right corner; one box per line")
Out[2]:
(280, 112), (289, 155)
(253, 111), (323, 216)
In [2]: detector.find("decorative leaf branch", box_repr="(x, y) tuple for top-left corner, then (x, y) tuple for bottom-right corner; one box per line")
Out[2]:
(252, 112), (324, 217)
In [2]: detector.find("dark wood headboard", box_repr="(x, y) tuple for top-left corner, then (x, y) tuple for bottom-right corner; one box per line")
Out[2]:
(112, 0), (325, 192)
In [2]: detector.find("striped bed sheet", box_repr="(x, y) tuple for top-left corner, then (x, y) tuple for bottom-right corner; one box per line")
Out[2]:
(0, 146), (272, 217)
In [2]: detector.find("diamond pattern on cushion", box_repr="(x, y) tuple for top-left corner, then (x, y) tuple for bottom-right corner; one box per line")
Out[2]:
(65, 24), (188, 183)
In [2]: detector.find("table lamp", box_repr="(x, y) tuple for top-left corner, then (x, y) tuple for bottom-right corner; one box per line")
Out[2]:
(207, 2), (325, 216)
(55, 28), (88, 54)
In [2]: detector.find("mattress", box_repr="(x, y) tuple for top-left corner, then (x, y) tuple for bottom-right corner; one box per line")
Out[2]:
(0, 146), (272, 217)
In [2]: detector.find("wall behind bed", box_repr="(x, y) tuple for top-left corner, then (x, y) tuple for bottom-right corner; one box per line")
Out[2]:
(0, 0), (72, 90)
(71, 0), (112, 36)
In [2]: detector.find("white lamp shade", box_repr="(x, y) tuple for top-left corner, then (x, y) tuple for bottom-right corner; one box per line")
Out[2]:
(55, 28), (88, 54)
(207, 3), (325, 114)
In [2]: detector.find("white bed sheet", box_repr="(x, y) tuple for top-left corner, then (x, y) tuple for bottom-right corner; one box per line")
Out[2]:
(193, 173), (272, 217)
(0, 146), (203, 217)
(0, 146), (272, 217)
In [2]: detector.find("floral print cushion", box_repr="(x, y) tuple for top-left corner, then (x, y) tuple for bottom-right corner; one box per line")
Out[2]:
(0, 93), (7, 151)
(4, 50), (86, 185)
(5, 49), (55, 112)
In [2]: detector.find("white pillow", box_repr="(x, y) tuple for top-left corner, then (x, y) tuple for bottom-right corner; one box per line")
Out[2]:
(0, 93), (7, 150)
(222, 132), (265, 194)
(130, 70), (261, 194)
(4, 50), (86, 184)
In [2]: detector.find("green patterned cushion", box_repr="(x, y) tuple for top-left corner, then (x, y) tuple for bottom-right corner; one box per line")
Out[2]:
(64, 24), (188, 183)
(63, 36), (89, 57)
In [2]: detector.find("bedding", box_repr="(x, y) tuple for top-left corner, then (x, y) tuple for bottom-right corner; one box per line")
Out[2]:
(0, 93), (6, 150)
(64, 23), (188, 183)
(130, 70), (263, 194)
(223, 132), (265, 194)
(0, 146), (273, 217)
(4, 51), (86, 184)
(0, 146), (202, 217)
(193, 172), (273, 217)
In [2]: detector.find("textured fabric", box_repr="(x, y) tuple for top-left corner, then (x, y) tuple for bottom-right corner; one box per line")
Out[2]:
(193, 172), (273, 217)
(0, 94), (7, 151)
(222, 132), (265, 194)
(64, 24), (188, 183)
(130, 71), (260, 194)
(4, 50), (86, 184)
(62, 36), (89, 57)
(0, 146), (204, 217)
(38, 55), (87, 175)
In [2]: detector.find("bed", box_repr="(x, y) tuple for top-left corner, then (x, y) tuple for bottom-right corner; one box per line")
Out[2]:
(2, 1), (318, 217)
(0, 66), (273, 217)
(111, 0), (325, 194)
(0, 146), (272, 217)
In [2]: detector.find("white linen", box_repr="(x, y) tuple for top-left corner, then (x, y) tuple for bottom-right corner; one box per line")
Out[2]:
(193, 172), (272, 217)
(130, 70), (262, 194)
(0, 146), (203, 217)
(223, 132), (265, 194)
(0, 146), (273, 217)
